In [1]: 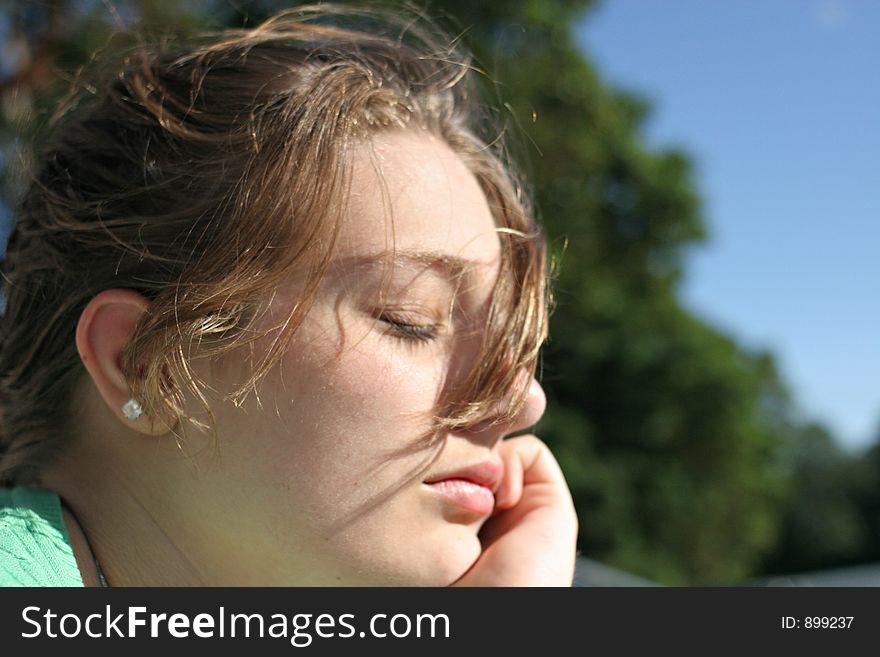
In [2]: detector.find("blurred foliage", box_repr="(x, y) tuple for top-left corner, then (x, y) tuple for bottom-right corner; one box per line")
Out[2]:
(2, 0), (878, 584)
(759, 422), (880, 575)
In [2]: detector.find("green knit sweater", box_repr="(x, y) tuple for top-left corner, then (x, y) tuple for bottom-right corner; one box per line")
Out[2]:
(0, 488), (84, 586)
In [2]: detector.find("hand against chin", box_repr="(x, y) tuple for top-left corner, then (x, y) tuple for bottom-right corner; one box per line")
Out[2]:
(451, 435), (578, 587)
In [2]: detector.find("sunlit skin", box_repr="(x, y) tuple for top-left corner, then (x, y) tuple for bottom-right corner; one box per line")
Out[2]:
(45, 129), (577, 586)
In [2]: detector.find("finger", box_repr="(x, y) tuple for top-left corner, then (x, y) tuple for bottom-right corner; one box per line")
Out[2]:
(494, 438), (524, 511)
(506, 434), (569, 488)
(499, 435), (576, 519)
(493, 434), (565, 509)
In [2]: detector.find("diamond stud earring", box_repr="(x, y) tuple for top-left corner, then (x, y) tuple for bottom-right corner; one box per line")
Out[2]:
(121, 398), (144, 421)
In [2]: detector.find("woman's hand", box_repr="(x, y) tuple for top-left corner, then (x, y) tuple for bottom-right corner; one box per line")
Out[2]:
(451, 435), (578, 586)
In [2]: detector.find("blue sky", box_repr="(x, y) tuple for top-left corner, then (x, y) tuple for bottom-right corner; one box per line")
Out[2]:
(577, 0), (880, 451)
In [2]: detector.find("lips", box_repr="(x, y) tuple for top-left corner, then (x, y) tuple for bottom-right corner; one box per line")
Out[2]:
(423, 459), (503, 516)
(424, 459), (504, 492)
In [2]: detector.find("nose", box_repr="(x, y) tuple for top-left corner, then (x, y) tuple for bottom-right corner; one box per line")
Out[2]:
(462, 373), (547, 440)
(508, 376), (547, 434)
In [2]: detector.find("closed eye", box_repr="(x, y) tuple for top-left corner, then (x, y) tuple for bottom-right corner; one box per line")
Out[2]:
(380, 316), (441, 343)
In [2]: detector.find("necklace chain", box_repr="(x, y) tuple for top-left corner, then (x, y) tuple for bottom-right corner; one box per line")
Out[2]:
(95, 556), (110, 587)
(61, 498), (110, 587)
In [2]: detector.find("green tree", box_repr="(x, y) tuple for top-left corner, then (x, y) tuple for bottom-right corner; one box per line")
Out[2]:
(761, 422), (880, 575)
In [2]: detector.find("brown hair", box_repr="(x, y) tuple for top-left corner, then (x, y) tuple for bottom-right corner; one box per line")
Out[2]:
(0, 3), (549, 485)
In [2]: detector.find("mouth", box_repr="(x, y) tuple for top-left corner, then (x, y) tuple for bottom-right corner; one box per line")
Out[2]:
(423, 459), (503, 516)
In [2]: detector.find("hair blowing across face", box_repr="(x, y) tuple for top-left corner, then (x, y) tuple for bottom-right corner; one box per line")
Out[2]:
(0, 3), (549, 486)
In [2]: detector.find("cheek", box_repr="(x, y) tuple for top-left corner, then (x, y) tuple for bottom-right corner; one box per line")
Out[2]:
(256, 327), (447, 521)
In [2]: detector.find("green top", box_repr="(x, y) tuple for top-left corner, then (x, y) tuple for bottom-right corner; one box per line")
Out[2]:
(0, 487), (84, 587)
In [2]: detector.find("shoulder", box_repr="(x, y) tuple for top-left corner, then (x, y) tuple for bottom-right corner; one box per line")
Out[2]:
(0, 488), (83, 587)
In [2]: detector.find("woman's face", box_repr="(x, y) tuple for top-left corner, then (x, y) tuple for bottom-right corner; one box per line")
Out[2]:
(188, 130), (546, 585)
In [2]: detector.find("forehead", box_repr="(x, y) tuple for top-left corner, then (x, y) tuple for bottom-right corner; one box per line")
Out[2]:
(335, 130), (501, 275)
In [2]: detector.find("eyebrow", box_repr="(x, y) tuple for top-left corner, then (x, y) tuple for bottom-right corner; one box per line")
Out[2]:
(326, 249), (500, 323)
(329, 249), (497, 283)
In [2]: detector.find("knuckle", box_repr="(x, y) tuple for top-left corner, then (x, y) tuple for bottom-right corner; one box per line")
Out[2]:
(508, 433), (546, 450)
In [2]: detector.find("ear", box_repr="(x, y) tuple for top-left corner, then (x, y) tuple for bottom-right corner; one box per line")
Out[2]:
(75, 288), (168, 436)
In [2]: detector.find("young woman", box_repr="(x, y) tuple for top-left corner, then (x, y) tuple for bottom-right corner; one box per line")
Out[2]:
(0, 4), (577, 586)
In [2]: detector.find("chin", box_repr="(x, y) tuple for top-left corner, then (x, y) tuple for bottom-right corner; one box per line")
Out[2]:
(340, 526), (481, 586)
(407, 524), (485, 586)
